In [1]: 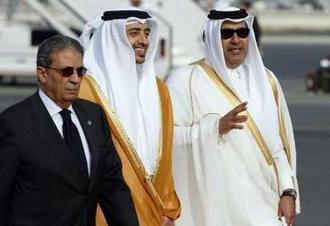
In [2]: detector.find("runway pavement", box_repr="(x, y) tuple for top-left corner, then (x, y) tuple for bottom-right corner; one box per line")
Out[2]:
(279, 80), (330, 226)
(264, 40), (330, 225)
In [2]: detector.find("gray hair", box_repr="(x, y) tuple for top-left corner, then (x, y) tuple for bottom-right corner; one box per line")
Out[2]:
(36, 35), (84, 68)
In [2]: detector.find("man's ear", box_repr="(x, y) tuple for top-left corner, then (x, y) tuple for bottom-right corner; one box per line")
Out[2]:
(36, 66), (47, 83)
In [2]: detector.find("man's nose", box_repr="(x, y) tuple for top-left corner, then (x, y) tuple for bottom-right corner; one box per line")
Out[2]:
(231, 32), (240, 42)
(70, 70), (80, 83)
(138, 34), (148, 45)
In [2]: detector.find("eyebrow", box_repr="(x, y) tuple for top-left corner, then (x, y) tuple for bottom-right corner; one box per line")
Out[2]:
(127, 27), (151, 32)
(128, 28), (142, 32)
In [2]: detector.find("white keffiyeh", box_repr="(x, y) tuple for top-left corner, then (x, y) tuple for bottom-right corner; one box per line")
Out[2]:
(80, 9), (161, 175)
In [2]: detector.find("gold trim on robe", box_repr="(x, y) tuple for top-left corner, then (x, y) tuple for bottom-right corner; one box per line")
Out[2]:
(194, 59), (274, 165)
(266, 70), (292, 166)
(193, 59), (282, 194)
(78, 75), (180, 226)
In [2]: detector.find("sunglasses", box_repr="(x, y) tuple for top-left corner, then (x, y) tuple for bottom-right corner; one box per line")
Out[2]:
(46, 66), (87, 77)
(221, 28), (250, 39)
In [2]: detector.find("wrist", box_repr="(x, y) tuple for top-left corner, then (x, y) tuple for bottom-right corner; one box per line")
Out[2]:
(218, 118), (223, 136)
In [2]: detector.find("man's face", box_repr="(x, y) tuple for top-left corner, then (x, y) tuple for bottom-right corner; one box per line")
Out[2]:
(37, 48), (84, 109)
(221, 21), (249, 69)
(126, 22), (150, 64)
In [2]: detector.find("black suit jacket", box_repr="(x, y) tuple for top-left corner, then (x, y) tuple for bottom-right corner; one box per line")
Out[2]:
(0, 92), (139, 226)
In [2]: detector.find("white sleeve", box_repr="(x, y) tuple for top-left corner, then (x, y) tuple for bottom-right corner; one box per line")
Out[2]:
(173, 114), (222, 147)
(272, 71), (301, 213)
(273, 150), (295, 194)
(171, 113), (223, 226)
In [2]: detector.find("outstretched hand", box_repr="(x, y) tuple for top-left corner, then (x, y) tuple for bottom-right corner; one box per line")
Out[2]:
(218, 102), (248, 136)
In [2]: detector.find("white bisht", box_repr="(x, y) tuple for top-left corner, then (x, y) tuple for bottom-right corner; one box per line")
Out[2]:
(167, 7), (300, 226)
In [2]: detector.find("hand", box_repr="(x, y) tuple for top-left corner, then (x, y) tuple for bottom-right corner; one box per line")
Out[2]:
(161, 216), (175, 226)
(278, 196), (296, 226)
(218, 102), (248, 136)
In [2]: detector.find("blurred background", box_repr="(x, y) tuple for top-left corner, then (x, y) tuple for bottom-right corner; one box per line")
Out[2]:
(0, 0), (330, 225)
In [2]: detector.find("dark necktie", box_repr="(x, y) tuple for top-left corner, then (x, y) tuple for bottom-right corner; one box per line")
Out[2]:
(60, 109), (88, 177)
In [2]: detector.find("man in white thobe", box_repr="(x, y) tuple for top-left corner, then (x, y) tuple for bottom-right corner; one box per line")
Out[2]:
(167, 7), (300, 226)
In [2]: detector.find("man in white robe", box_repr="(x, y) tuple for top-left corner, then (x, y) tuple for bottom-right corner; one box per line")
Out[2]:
(167, 7), (300, 226)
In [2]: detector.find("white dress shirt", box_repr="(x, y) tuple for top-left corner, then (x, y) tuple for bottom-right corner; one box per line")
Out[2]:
(39, 89), (91, 175)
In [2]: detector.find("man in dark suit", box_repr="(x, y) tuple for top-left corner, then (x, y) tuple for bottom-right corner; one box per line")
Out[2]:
(0, 35), (139, 226)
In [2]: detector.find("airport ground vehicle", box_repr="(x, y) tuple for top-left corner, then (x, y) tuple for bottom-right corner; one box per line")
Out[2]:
(306, 54), (330, 92)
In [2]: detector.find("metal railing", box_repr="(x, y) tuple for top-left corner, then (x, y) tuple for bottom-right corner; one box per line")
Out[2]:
(20, 0), (78, 37)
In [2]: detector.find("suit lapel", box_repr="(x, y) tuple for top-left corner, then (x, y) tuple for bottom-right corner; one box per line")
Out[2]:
(29, 92), (88, 190)
(73, 102), (99, 191)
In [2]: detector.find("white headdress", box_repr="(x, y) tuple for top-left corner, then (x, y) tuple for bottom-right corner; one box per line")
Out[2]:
(81, 9), (161, 175)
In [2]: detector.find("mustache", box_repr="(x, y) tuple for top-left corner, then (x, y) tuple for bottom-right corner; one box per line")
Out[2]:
(132, 43), (146, 48)
(227, 44), (242, 49)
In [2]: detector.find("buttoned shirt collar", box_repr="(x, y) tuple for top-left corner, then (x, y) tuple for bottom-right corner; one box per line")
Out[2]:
(39, 89), (73, 114)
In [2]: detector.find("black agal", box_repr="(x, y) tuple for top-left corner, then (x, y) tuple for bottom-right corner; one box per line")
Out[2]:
(207, 9), (248, 20)
(101, 10), (151, 21)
